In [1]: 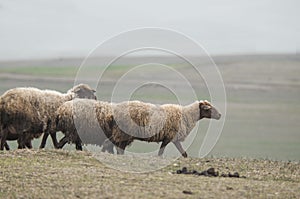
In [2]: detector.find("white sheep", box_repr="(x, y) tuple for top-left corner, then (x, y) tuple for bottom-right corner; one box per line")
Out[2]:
(0, 84), (97, 150)
(54, 99), (221, 157)
(110, 100), (221, 157)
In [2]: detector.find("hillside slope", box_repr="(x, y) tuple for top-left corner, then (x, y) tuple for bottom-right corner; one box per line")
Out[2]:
(0, 150), (299, 198)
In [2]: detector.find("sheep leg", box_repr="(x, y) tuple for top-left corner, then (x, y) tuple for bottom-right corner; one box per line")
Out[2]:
(57, 136), (69, 149)
(50, 132), (58, 148)
(17, 140), (24, 149)
(158, 139), (171, 156)
(173, 141), (187, 158)
(0, 133), (10, 150)
(19, 132), (32, 149)
(40, 132), (58, 149)
(4, 141), (10, 150)
(25, 140), (33, 149)
(17, 134), (26, 149)
(39, 132), (49, 149)
(0, 128), (8, 150)
(23, 132), (33, 149)
(116, 142), (127, 155)
(101, 139), (114, 154)
(74, 134), (83, 151)
(116, 148), (123, 154)
(1, 125), (19, 150)
(75, 139), (83, 151)
(7, 125), (25, 149)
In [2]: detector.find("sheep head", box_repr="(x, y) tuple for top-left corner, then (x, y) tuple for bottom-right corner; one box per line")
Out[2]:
(69, 84), (97, 100)
(199, 100), (221, 120)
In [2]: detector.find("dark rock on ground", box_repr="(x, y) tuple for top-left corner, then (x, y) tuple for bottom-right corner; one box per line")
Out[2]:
(182, 190), (193, 195)
(175, 167), (244, 178)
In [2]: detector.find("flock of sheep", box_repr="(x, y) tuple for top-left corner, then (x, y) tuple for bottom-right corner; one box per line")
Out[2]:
(0, 84), (221, 157)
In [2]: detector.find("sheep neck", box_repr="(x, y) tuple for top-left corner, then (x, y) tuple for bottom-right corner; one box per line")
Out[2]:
(182, 101), (201, 124)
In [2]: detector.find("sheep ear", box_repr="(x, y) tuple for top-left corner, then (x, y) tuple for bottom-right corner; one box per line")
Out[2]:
(73, 87), (81, 93)
(199, 100), (204, 108)
(203, 105), (211, 110)
(72, 84), (83, 93)
(199, 101), (206, 110)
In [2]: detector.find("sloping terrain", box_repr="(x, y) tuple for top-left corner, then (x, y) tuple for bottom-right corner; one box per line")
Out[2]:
(0, 150), (299, 198)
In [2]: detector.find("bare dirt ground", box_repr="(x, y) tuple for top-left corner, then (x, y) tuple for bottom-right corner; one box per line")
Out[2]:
(0, 150), (299, 199)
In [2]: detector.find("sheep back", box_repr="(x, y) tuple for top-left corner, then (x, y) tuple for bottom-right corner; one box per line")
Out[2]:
(0, 87), (71, 136)
(111, 101), (185, 144)
(56, 99), (113, 146)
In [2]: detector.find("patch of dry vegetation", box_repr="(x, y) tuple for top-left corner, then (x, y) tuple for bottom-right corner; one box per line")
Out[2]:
(0, 150), (299, 198)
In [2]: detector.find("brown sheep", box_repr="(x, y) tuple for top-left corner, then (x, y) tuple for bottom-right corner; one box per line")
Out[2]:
(0, 84), (96, 150)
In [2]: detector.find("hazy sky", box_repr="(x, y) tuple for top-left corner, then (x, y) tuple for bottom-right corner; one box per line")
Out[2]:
(0, 0), (299, 60)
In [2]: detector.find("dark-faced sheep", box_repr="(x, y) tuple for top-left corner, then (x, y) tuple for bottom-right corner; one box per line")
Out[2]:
(110, 100), (221, 157)
(0, 84), (97, 150)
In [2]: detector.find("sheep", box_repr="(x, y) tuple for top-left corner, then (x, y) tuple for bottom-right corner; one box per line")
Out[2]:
(55, 99), (221, 158)
(109, 100), (221, 157)
(0, 84), (97, 150)
(55, 99), (115, 152)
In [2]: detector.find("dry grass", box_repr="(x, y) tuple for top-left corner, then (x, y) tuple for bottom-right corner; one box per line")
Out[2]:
(0, 150), (299, 199)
